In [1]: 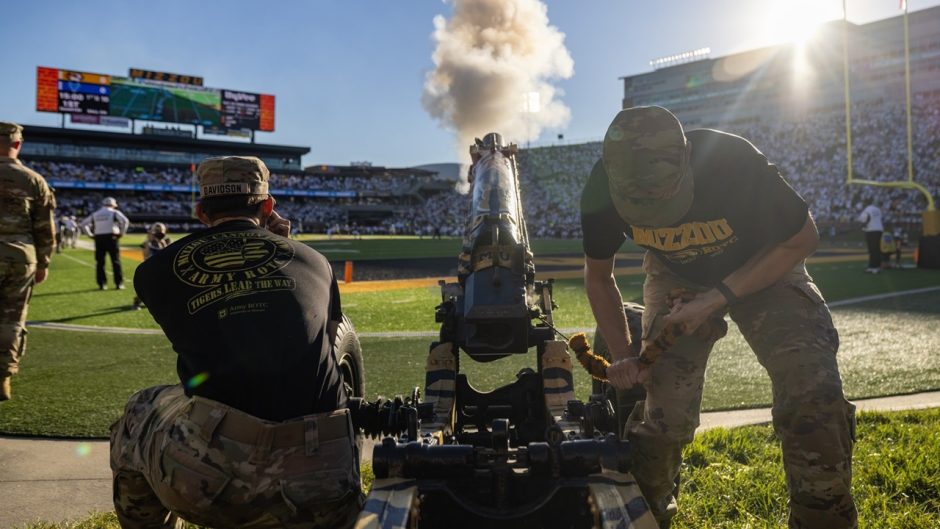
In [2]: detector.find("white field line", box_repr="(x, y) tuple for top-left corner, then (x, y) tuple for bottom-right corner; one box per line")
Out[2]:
(58, 252), (114, 278)
(27, 286), (940, 337)
(28, 322), (164, 335)
(827, 285), (940, 307)
(58, 251), (96, 269)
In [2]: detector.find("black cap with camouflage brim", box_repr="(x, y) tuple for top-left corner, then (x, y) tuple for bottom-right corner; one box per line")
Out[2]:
(602, 106), (693, 227)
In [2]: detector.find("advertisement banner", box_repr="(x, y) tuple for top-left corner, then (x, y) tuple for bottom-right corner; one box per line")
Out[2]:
(69, 114), (100, 125)
(47, 180), (356, 199)
(100, 116), (131, 128)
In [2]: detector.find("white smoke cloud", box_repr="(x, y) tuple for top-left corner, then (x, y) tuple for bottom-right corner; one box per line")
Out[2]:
(423, 0), (574, 163)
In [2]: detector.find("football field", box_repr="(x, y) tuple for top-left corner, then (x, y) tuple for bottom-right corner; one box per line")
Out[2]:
(1, 237), (938, 438)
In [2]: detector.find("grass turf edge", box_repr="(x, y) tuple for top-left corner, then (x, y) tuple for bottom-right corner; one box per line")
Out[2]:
(16, 408), (940, 529)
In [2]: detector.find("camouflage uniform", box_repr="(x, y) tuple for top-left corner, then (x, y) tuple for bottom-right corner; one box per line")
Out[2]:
(111, 385), (363, 529)
(583, 107), (857, 528)
(0, 121), (56, 396)
(630, 255), (856, 528)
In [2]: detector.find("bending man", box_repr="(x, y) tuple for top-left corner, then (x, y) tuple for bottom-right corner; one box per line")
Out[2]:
(581, 106), (856, 528)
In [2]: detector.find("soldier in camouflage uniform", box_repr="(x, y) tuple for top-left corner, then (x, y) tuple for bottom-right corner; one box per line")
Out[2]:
(581, 107), (857, 528)
(111, 156), (363, 528)
(0, 121), (56, 401)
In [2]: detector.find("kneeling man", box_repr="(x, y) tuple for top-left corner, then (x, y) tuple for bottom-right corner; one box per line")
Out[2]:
(111, 156), (362, 529)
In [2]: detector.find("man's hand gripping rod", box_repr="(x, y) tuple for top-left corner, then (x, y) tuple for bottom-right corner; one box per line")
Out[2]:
(566, 289), (729, 383)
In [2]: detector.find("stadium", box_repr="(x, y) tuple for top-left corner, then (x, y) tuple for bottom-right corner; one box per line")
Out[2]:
(2, 3), (940, 529)
(20, 9), (940, 249)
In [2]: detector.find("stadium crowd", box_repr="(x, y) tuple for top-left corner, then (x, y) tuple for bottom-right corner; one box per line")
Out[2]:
(29, 160), (420, 194)
(31, 94), (940, 238)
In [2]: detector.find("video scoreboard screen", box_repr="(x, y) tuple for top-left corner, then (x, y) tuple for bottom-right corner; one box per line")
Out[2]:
(108, 77), (221, 127)
(36, 66), (275, 132)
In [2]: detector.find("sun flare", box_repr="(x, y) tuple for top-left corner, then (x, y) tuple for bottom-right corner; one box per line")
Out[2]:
(763, 0), (841, 45)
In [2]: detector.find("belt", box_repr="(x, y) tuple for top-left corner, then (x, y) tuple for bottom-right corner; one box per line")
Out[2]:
(186, 398), (352, 450)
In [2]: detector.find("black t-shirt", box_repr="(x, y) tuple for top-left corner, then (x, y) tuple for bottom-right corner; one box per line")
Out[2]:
(135, 220), (346, 421)
(581, 129), (808, 286)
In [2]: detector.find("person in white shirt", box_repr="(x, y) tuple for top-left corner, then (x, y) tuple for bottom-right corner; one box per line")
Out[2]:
(857, 203), (883, 273)
(63, 216), (79, 249)
(80, 197), (130, 289)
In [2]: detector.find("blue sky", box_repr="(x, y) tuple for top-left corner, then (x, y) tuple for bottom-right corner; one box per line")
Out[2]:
(2, 0), (937, 167)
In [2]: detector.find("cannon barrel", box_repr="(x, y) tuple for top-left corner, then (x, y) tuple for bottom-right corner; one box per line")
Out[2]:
(450, 132), (546, 359)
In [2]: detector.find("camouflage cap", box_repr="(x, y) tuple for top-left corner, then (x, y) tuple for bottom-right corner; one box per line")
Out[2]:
(0, 121), (24, 141)
(196, 156), (270, 198)
(602, 106), (692, 227)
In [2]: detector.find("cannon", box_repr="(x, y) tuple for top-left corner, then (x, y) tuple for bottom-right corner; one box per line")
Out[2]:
(351, 133), (657, 529)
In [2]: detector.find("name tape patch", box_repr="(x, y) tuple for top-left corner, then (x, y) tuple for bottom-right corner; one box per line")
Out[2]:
(201, 183), (251, 197)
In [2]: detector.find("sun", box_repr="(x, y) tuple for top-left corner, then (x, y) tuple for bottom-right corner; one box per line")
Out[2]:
(762, 0), (841, 45)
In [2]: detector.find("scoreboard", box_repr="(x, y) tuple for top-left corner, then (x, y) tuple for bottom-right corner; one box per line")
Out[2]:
(36, 66), (275, 132)
(220, 90), (276, 131)
(36, 67), (111, 116)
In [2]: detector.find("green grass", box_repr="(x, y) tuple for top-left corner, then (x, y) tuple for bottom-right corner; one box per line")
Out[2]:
(8, 239), (938, 527)
(27, 249), (158, 328)
(29, 247), (940, 332)
(19, 408), (940, 529)
(673, 408), (940, 528)
(0, 331), (176, 437)
(3, 288), (938, 437)
(6, 246), (939, 437)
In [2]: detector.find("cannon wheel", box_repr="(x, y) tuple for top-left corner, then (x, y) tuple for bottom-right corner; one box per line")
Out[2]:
(590, 302), (647, 439)
(335, 314), (365, 399)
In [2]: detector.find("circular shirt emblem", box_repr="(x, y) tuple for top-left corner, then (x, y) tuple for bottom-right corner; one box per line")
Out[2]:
(173, 231), (294, 287)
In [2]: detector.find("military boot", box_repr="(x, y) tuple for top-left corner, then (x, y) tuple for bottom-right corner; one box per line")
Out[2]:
(0, 375), (11, 401)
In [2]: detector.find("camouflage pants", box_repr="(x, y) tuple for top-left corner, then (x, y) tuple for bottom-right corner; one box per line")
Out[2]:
(629, 253), (857, 529)
(0, 261), (36, 376)
(110, 385), (364, 529)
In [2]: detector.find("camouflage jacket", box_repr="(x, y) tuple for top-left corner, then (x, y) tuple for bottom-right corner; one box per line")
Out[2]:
(0, 157), (56, 267)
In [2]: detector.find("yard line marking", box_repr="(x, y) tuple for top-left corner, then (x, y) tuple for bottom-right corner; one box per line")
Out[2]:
(58, 252), (111, 277)
(63, 243), (144, 262)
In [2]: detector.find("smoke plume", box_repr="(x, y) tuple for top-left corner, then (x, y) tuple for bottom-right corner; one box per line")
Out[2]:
(423, 0), (574, 163)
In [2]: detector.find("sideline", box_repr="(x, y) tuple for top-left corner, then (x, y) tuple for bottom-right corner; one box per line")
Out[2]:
(26, 285), (940, 337)
(58, 245), (868, 292)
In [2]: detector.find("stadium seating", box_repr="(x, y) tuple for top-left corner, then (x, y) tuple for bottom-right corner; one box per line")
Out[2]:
(31, 93), (940, 238)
